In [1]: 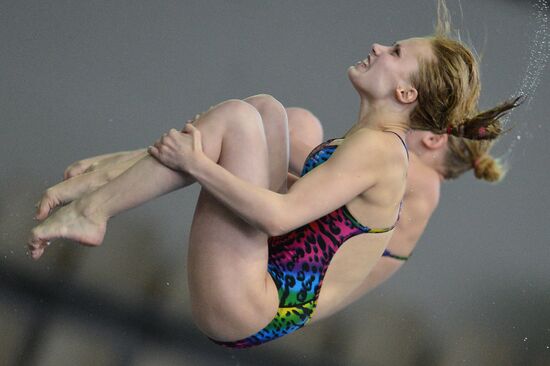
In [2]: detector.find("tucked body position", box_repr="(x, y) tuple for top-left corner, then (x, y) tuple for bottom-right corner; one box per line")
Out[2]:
(29, 0), (521, 348)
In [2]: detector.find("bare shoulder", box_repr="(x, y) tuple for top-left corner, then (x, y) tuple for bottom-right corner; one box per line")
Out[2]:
(386, 153), (441, 256)
(337, 128), (408, 167)
(405, 153), (441, 213)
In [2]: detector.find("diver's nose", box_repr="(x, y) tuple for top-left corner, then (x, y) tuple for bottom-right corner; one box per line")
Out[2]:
(371, 43), (382, 56)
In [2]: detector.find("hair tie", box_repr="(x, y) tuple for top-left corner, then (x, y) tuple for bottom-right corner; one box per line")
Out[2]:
(478, 127), (487, 138)
(446, 125), (465, 137)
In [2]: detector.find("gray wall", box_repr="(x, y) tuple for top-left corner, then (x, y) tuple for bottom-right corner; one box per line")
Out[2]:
(1, 0), (549, 365)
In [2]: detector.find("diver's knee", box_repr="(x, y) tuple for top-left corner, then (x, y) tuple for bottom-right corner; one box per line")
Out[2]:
(287, 107), (323, 132)
(286, 107), (324, 143)
(201, 99), (264, 134)
(244, 93), (280, 108)
(244, 94), (287, 121)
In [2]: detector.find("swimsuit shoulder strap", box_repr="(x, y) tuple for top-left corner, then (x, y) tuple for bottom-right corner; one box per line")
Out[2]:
(386, 131), (409, 160)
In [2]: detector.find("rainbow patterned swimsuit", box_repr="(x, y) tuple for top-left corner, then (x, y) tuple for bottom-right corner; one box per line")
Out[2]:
(210, 138), (398, 348)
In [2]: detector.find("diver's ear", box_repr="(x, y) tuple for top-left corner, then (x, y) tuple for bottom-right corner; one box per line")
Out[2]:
(421, 132), (448, 150)
(395, 86), (418, 104)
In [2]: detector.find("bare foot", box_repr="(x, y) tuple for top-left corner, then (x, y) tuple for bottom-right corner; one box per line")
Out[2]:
(63, 154), (121, 180)
(28, 201), (107, 260)
(64, 151), (145, 180)
(35, 170), (110, 221)
(64, 157), (100, 180)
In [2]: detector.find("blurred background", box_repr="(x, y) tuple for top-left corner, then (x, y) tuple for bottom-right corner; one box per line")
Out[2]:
(1, 0), (549, 365)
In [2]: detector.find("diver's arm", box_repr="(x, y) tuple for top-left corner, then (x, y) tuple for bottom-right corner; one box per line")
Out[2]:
(151, 126), (392, 237)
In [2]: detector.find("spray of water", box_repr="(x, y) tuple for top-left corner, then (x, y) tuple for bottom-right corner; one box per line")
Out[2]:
(502, 0), (549, 159)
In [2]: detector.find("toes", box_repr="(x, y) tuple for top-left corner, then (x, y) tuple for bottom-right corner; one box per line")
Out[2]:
(35, 189), (59, 221)
(30, 226), (50, 246)
(64, 163), (86, 180)
(28, 227), (53, 260)
(36, 205), (49, 221)
(83, 161), (99, 174)
(30, 247), (45, 260)
(28, 230), (42, 249)
(64, 168), (75, 180)
(35, 200), (50, 221)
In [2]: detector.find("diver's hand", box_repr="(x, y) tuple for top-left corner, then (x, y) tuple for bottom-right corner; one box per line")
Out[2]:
(181, 105), (215, 131)
(148, 124), (205, 173)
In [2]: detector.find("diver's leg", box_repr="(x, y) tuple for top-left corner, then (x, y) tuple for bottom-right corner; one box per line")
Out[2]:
(244, 94), (289, 192)
(27, 99), (278, 258)
(188, 96), (290, 341)
(34, 104), (320, 220)
(286, 107), (324, 175)
(29, 98), (289, 340)
(35, 152), (147, 220)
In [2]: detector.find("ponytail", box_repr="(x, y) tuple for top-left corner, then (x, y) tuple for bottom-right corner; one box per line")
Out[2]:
(444, 137), (507, 183)
(445, 96), (524, 140)
(472, 153), (505, 182)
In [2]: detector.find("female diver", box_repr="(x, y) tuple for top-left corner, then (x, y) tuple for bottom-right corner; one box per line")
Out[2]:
(28, 1), (521, 348)
(40, 104), (506, 323)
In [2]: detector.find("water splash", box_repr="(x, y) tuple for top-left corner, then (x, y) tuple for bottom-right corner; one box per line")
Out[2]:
(503, 0), (549, 159)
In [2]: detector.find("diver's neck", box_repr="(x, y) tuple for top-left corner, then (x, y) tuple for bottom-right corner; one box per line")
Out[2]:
(411, 146), (447, 181)
(348, 99), (410, 136)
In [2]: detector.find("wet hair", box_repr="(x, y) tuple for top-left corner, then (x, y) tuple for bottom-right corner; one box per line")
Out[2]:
(409, 0), (523, 182)
(444, 137), (504, 182)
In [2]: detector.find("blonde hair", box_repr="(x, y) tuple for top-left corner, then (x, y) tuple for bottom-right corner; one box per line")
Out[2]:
(444, 137), (505, 182)
(410, 0), (523, 182)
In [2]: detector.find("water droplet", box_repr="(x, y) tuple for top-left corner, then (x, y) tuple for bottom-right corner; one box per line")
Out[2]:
(166, 282), (170, 286)
(504, 0), (549, 162)
(524, 337), (528, 342)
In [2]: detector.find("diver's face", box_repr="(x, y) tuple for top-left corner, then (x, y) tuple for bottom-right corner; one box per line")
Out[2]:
(348, 37), (433, 102)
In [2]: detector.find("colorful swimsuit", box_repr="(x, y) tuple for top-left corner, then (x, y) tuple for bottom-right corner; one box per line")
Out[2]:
(211, 134), (408, 348)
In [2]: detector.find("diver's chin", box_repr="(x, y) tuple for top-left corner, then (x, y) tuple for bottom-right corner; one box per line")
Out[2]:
(347, 70), (367, 91)
(347, 66), (361, 82)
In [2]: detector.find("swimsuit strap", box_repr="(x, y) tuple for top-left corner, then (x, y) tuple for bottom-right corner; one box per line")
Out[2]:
(386, 131), (409, 160)
(382, 248), (410, 261)
(385, 131), (408, 226)
(341, 205), (394, 233)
